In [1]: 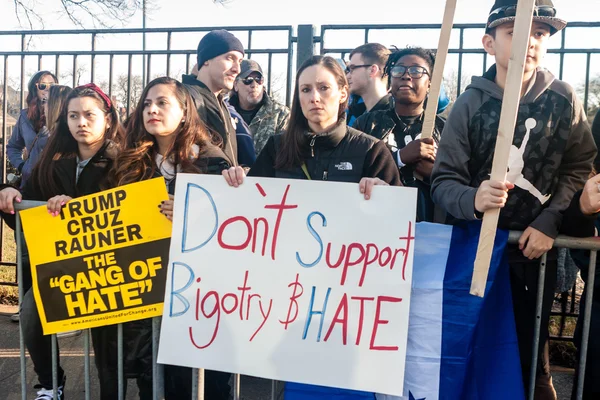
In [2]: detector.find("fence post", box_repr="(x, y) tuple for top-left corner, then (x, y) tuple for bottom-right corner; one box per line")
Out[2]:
(296, 25), (315, 71)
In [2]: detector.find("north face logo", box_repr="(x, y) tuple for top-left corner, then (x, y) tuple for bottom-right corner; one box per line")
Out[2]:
(335, 162), (353, 171)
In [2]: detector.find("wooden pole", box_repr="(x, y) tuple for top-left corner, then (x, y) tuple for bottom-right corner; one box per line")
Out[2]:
(421, 0), (457, 139)
(470, 0), (536, 297)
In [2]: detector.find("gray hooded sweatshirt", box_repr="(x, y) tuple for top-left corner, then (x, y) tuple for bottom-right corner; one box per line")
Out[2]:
(431, 65), (596, 238)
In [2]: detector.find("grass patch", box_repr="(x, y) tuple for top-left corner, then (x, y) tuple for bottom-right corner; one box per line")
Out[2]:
(0, 222), (18, 304)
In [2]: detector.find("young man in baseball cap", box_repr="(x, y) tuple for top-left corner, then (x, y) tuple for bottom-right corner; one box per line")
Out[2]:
(431, 2), (595, 398)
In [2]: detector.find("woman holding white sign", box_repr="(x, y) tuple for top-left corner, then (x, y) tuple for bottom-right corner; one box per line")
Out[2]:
(108, 76), (232, 400)
(224, 55), (401, 194)
(0, 83), (121, 400)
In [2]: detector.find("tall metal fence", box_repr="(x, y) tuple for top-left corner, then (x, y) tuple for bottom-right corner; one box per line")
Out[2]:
(1, 22), (600, 399)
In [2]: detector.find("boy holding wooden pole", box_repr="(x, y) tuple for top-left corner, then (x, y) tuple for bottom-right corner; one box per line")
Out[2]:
(431, 0), (596, 397)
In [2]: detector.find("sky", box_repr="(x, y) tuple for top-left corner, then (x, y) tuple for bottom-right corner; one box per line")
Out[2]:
(0, 0), (599, 106)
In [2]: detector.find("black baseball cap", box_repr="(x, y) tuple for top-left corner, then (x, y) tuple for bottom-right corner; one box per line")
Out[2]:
(486, 0), (567, 36)
(238, 59), (263, 79)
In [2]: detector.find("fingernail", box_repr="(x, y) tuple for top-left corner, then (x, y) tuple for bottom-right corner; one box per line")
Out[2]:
(10, 211), (14, 215)
(365, 195), (370, 200)
(16, 198), (21, 203)
(60, 202), (65, 206)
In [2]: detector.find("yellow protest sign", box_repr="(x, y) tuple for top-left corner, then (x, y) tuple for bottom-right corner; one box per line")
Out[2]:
(20, 178), (172, 334)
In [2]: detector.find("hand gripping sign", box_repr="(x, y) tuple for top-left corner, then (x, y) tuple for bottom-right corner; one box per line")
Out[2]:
(20, 178), (172, 334)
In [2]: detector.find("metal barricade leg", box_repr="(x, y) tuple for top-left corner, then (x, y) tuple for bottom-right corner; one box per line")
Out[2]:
(84, 329), (91, 400)
(528, 253), (547, 400)
(52, 334), (58, 399)
(271, 380), (277, 400)
(17, 215), (27, 400)
(575, 250), (597, 399)
(191, 368), (205, 400)
(118, 323), (124, 400)
(233, 374), (240, 400)
(152, 317), (165, 400)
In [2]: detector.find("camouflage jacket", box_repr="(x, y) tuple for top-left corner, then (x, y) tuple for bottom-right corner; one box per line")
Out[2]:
(230, 91), (290, 155)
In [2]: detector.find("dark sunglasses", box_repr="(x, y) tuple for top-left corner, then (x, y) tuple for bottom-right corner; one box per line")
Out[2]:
(390, 65), (430, 79)
(36, 82), (56, 91)
(241, 76), (264, 85)
(345, 64), (372, 74)
(489, 5), (556, 20)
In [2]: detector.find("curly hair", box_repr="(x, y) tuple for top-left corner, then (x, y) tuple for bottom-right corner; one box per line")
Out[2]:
(109, 77), (213, 187)
(383, 47), (436, 87)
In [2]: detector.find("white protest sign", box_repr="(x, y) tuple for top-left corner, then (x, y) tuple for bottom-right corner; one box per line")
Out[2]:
(158, 174), (417, 396)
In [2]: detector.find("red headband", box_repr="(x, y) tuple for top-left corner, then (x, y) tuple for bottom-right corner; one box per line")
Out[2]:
(78, 83), (112, 110)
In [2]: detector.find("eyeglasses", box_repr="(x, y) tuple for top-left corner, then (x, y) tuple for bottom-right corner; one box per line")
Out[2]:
(36, 82), (56, 91)
(345, 64), (372, 74)
(241, 76), (264, 85)
(390, 65), (430, 79)
(488, 5), (556, 20)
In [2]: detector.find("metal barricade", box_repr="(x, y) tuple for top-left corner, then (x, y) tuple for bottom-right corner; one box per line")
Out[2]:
(13, 200), (282, 400)
(11, 197), (600, 399)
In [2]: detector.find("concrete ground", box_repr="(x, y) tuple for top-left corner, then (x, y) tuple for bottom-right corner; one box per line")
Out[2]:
(0, 305), (277, 400)
(0, 304), (577, 400)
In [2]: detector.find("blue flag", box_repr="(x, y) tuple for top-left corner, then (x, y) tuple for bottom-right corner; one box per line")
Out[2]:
(285, 222), (525, 400)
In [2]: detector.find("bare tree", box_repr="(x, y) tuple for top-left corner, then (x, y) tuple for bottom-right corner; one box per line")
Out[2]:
(267, 72), (287, 105)
(60, 63), (89, 87)
(115, 74), (143, 109)
(11, 0), (230, 29)
(577, 74), (600, 120)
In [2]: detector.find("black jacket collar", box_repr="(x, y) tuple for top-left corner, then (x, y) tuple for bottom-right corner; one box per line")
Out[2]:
(302, 118), (347, 156)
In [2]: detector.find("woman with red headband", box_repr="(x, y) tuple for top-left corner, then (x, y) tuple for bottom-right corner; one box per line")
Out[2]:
(0, 83), (121, 400)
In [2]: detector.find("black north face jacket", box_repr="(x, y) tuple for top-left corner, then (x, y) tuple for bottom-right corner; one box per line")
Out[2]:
(432, 65), (597, 238)
(248, 120), (401, 186)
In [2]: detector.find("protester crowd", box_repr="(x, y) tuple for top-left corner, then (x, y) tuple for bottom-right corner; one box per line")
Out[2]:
(2, 0), (600, 399)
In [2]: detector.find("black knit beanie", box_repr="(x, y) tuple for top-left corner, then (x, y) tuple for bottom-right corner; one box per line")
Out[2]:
(197, 30), (245, 66)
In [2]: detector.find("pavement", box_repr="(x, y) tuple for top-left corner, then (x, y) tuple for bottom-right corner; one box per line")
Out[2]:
(0, 304), (577, 400)
(0, 305), (278, 400)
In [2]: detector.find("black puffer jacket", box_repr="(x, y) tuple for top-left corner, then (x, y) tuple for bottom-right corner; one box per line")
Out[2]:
(249, 120), (401, 186)
(354, 107), (445, 222)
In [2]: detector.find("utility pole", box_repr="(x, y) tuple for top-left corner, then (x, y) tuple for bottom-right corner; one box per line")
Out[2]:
(142, 0), (147, 85)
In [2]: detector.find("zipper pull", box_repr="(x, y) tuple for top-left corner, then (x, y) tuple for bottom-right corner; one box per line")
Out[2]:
(309, 135), (316, 157)
(323, 170), (328, 181)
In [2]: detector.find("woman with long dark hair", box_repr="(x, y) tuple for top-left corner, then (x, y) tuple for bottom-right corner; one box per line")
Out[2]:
(106, 76), (231, 399)
(222, 55), (400, 399)
(7, 71), (58, 186)
(110, 76), (229, 194)
(0, 83), (120, 400)
(225, 55), (400, 192)
(9, 85), (74, 323)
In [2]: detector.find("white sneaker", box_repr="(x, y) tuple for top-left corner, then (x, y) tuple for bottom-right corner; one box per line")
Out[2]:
(33, 385), (64, 400)
(33, 377), (65, 400)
